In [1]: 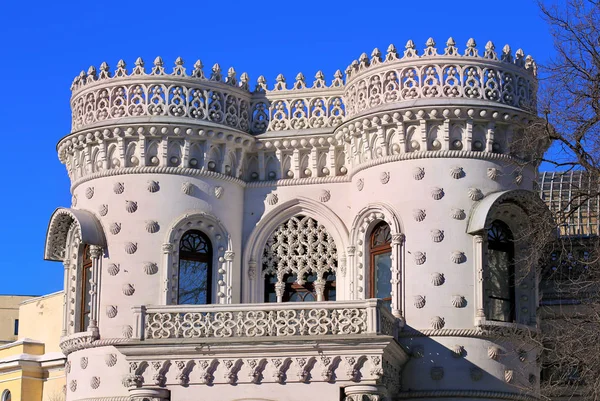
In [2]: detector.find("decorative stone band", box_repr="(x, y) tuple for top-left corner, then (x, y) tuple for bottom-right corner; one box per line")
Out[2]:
(398, 322), (538, 341)
(60, 334), (133, 355)
(69, 398), (131, 401)
(133, 299), (397, 340)
(69, 38), (536, 134)
(396, 390), (539, 401)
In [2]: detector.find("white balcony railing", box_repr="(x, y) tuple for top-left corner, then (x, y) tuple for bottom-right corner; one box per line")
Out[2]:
(132, 299), (398, 341)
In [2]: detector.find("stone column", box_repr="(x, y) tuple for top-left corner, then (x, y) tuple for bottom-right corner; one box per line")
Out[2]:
(162, 243), (173, 304)
(473, 234), (485, 326)
(88, 245), (103, 331)
(62, 260), (70, 337)
(344, 384), (389, 401)
(391, 233), (405, 320)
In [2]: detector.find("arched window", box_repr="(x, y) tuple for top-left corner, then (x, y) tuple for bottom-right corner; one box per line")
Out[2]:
(80, 245), (92, 331)
(369, 222), (392, 309)
(263, 215), (337, 302)
(178, 230), (212, 305)
(2, 390), (11, 401)
(486, 220), (515, 322)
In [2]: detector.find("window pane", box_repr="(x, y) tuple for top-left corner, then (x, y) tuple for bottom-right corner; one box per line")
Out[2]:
(178, 260), (209, 304)
(488, 249), (511, 299)
(374, 252), (392, 299)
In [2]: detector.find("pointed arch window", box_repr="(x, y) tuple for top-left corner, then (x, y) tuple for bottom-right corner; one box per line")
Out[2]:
(369, 222), (392, 309)
(80, 245), (92, 331)
(178, 230), (212, 305)
(263, 215), (338, 302)
(486, 220), (515, 322)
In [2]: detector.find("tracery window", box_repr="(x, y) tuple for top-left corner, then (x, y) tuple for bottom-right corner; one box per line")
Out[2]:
(486, 220), (515, 322)
(178, 230), (212, 305)
(80, 245), (92, 331)
(263, 215), (337, 302)
(369, 222), (392, 309)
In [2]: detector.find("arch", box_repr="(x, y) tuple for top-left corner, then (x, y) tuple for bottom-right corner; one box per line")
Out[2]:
(467, 189), (551, 235)
(243, 197), (349, 303)
(1, 390), (11, 401)
(44, 208), (106, 262)
(467, 189), (551, 327)
(349, 203), (405, 320)
(163, 210), (233, 304)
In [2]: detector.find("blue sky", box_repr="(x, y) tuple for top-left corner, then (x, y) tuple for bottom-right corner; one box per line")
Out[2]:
(0, 0), (555, 295)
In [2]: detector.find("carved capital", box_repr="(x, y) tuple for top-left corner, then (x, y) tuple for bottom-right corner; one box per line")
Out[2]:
(474, 234), (484, 244)
(391, 233), (405, 244)
(162, 243), (174, 254)
(224, 250), (234, 261)
(89, 245), (103, 259)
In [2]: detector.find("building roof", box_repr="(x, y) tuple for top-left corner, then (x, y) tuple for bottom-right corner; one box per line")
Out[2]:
(538, 171), (600, 237)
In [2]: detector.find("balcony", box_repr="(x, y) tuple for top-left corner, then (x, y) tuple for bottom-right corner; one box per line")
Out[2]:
(131, 299), (399, 342)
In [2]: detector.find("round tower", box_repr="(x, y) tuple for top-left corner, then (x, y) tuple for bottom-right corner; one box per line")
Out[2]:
(44, 38), (547, 401)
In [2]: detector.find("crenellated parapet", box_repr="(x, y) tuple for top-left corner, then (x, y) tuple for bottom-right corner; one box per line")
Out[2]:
(343, 38), (537, 119)
(62, 37), (541, 187)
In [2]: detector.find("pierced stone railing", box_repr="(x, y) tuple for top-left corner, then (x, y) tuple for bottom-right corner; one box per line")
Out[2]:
(68, 38), (536, 135)
(343, 38), (537, 117)
(132, 299), (398, 341)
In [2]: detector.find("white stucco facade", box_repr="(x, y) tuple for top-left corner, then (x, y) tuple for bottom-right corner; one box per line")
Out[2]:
(44, 38), (548, 401)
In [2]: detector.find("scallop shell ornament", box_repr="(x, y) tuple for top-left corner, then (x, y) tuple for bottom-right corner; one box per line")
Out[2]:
(451, 295), (467, 308)
(182, 182), (194, 196)
(147, 180), (160, 193)
(109, 222), (121, 235)
(113, 182), (125, 194)
(488, 346), (501, 360)
(430, 367), (444, 381)
(505, 369), (514, 383)
(98, 204), (109, 217)
(266, 193), (278, 205)
(145, 220), (160, 233)
(90, 376), (100, 389)
(107, 263), (120, 276)
(122, 283), (135, 296)
(106, 305), (118, 318)
(450, 208), (466, 220)
(431, 187), (445, 200)
(450, 166), (464, 179)
(85, 187), (95, 199)
(413, 251), (426, 265)
(431, 229), (444, 242)
(80, 356), (88, 369)
(487, 167), (500, 180)
(319, 189), (331, 203)
(380, 171), (390, 184)
(105, 353), (118, 367)
(413, 209), (426, 222)
(69, 380), (77, 392)
(468, 187), (484, 201)
(413, 167), (425, 180)
(124, 242), (138, 254)
(72, 194), (78, 207)
(514, 173), (523, 186)
(214, 186), (224, 199)
(431, 272), (445, 286)
(122, 325), (133, 339)
(430, 316), (445, 330)
(451, 251), (466, 264)
(144, 262), (158, 275)
(125, 200), (138, 213)
(451, 345), (465, 358)
(413, 295), (426, 309)
(470, 367), (483, 381)
(356, 178), (364, 191)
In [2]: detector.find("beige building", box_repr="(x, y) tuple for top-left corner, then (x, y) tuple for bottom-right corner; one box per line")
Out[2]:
(0, 295), (36, 344)
(0, 292), (66, 401)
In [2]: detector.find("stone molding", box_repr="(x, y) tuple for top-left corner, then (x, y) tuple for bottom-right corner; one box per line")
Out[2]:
(395, 390), (539, 401)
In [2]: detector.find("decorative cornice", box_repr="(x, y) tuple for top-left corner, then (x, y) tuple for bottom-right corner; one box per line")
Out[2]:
(70, 166), (246, 192)
(396, 390), (539, 401)
(398, 324), (538, 340)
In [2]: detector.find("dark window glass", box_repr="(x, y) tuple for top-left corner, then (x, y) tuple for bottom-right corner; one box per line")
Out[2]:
(486, 220), (515, 322)
(80, 245), (92, 331)
(370, 222), (392, 309)
(13, 319), (18, 336)
(178, 230), (212, 305)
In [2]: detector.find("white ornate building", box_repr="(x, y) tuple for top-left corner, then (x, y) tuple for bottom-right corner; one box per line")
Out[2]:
(44, 37), (549, 401)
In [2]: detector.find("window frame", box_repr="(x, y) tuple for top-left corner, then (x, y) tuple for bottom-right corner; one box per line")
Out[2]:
(79, 244), (93, 331)
(177, 230), (213, 305)
(369, 221), (393, 304)
(486, 220), (516, 323)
